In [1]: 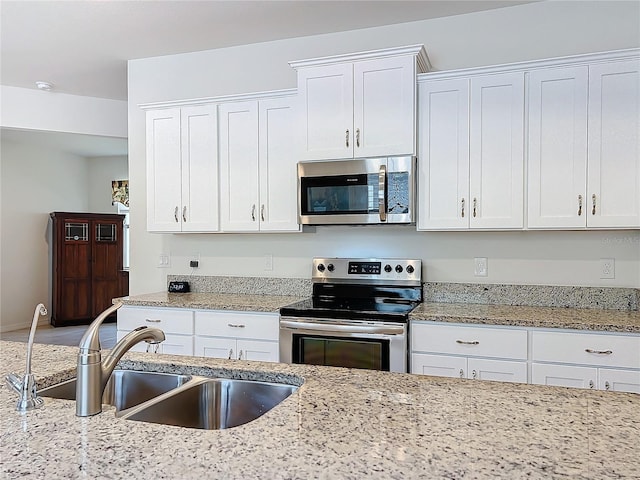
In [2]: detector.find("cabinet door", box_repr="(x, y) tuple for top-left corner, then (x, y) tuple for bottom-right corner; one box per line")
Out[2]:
(467, 358), (527, 384)
(531, 363), (598, 389)
(411, 353), (467, 379)
(353, 55), (416, 157)
(159, 334), (193, 356)
(57, 219), (92, 322)
(297, 63), (353, 160)
(258, 97), (300, 232)
(237, 339), (279, 362)
(469, 73), (525, 229)
(587, 59), (640, 228)
(195, 336), (237, 360)
(417, 78), (470, 230)
(146, 108), (182, 232)
(219, 101), (260, 231)
(598, 368), (640, 394)
(91, 219), (124, 317)
(180, 105), (219, 232)
(527, 66), (588, 228)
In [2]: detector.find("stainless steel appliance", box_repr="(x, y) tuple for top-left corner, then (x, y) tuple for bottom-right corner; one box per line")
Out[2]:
(279, 257), (422, 373)
(297, 156), (416, 225)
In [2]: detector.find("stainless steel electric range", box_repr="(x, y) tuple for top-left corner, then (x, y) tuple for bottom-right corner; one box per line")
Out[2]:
(279, 257), (422, 373)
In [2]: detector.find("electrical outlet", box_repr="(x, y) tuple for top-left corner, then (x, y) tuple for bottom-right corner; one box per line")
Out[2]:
(600, 258), (615, 279)
(190, 253), (200, 269)
(474, 257), (488, 277)
(158, 254), (171, 268)
(264, 254), (273, 271)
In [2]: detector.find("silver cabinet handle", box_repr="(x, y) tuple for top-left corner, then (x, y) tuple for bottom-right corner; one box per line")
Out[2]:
(261, 204), (265, 222)
(174, 206), (179, 223)
(473, 198), (478, 218)
(238, 350), (243, 360)
(227, 323), (246, 328)
(604, 381), (611, 391)
(146, 343), (160, 354)
(578, 195), (583, 216)
(472, 370), (477, 379)
(228, 349), (233, 360)
(345, 129), (350, 148)
(182, 206), (187, 223)
(251, 204), (256, 221)
(461, 198), (465, 218)
(145, 318), (162, 323)
(456, 340), (479, 345)
(585, 348), (612, 355)
(356, 128), (360, 147)
(378, 164), (387, 222)
(459, 369), (464, 378)
(588, 380), (595, 389)
(592, 194), (597, 215)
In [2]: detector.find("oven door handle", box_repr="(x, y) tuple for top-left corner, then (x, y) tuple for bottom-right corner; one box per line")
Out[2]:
(280, 319), (404, 336)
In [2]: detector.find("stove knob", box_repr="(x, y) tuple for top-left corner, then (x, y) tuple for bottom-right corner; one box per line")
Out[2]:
(395, 264), (403, 273)
(384, 264), (392, 273)
(317, 263), (325, 272)
(406, 265), (415, 274)
(327, 264), (335, 272)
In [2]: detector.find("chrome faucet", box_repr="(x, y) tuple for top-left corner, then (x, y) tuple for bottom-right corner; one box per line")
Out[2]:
(5, 303), (48, 412)
(75, 302), (165, 417)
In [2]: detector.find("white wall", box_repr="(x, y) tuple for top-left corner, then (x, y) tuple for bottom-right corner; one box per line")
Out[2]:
(0, 141), (89, 331)
(87, 155), (129, 213)
(127, 1), (640, 295)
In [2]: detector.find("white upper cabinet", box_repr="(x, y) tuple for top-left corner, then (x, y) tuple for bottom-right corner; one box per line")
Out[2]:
(587, 59), (640, 228)
(417, 78), (470, 230)
(527, 66), (589, 228)
(528, 57), (640, 229)
(146, 105), (219, 232)
(469, 73), (525, 229)
(417, 72), (525, 230)
(219, 94), (300, 233)
(291, 45), (429, 161)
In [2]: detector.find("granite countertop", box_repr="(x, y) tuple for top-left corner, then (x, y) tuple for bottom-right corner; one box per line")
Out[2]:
(1, 341), (638, 479)
(118, 291), (305, 313)
(410, 302), (640, 333)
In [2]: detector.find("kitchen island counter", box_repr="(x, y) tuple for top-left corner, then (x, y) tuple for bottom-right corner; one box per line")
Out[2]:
(1, 341), (638, 479)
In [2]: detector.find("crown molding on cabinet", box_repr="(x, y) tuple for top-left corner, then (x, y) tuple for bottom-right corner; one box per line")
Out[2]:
(417, 48), (640, 81)
(289, 44), (431, 73)
(139, 88), (297, 110)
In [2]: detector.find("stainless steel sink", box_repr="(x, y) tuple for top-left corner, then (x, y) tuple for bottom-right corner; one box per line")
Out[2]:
(120, 377), (298, 429)
(38, 370), (192, 411)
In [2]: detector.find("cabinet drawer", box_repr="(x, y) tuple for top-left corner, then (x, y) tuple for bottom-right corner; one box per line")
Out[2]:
(194, 311), (279, 341)
(532, 331), (640, 369)
(117, 306), (194, 335)
(116, 331), (193, 356)
(411, 323), (527, 360)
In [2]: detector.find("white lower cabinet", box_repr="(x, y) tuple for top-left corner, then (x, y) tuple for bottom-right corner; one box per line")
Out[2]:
(117, 306), (194, 355)
(531, 330), (640, 393)
(411, 322), (528, 384)
(194, 311), (279, 363)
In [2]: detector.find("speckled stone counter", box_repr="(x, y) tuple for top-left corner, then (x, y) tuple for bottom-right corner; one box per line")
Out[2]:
(118, 291), (305, 313)
(1, 341), (638, 479)
(410, 302), (640, 333)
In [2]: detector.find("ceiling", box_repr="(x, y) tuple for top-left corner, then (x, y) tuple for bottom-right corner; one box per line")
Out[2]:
(0, 0), (537, 158)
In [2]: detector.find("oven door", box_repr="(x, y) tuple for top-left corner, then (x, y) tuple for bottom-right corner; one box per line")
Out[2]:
(279, 316), (407, 373)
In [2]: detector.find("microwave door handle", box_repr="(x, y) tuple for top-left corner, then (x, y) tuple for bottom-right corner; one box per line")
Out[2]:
(378, 164), (387, 222)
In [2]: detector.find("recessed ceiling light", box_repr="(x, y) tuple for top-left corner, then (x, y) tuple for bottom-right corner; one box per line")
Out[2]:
(35, 81), (53, 91)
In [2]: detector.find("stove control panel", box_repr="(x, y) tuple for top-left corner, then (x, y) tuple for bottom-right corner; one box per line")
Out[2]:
(312, 258), (421, 285)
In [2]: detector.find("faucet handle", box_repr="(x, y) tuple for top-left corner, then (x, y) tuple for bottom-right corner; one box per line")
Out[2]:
(6, 373), (44, 411)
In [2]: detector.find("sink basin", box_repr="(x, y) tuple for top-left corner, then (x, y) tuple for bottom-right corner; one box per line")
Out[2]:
(38, 370), (192, 411)
(120, 378), (298, 429)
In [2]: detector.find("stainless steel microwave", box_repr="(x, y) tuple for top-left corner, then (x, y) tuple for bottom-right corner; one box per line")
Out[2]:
(297, 156), (416, 225)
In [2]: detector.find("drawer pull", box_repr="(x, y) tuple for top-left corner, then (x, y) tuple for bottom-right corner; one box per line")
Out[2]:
(238, 350), (243, 360)
(471, 370), (477, 379)
(604, 381), (611, 391)
(585, 348), (612, 355)
(459, 369), (464, 378)
(588, 380), (595, 389)
(145, 319), (162, 323)
(456, 340), (479, 345)
(228, 323), (246, 328)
